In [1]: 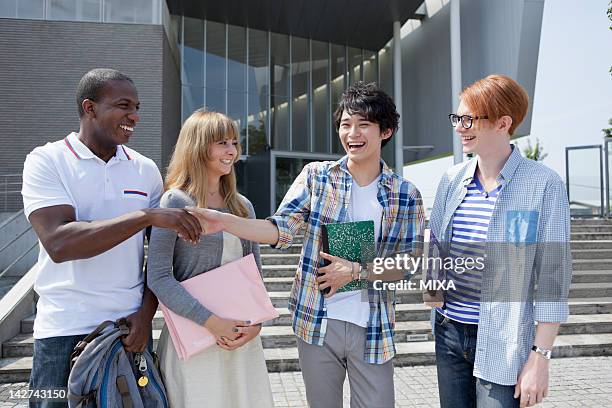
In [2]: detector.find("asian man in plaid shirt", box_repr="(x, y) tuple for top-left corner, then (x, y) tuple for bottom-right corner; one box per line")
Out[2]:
(190, 82), (425, 408)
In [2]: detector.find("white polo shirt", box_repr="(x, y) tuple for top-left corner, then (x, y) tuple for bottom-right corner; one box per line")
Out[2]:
(22, 132), (163, 339)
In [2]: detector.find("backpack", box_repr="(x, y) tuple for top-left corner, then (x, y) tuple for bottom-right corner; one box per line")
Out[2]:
(67, 320), (169, 408)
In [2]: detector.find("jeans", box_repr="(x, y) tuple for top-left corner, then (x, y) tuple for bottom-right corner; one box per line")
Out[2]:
(29, 334), (87, 408)
(434, 310), (519, 408)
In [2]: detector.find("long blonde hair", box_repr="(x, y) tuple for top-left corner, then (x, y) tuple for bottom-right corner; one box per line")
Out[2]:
(165, 110), (248, 218)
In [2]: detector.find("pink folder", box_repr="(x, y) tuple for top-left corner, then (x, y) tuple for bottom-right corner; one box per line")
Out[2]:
(159, 253), (279, 360)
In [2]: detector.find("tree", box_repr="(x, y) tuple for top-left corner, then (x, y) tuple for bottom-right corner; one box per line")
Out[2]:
(603, 118), (612, 139)
(522, 138), (548, 162)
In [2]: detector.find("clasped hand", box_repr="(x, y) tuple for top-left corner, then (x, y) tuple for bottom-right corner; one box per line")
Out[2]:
(316, 251), (355, 297)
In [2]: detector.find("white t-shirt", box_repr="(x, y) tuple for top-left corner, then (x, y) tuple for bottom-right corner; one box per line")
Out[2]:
(22, 132), (163, 338)
(325, 175), (382, 328)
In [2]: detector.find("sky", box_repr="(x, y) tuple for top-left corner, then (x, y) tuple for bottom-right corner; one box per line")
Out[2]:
(404, 0), (612, 213)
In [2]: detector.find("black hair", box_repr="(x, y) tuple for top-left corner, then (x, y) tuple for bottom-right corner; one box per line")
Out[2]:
(333, 81), (399, 148)
(76, 68), (134, 118)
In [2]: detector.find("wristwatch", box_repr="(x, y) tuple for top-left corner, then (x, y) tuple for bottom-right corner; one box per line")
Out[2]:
(359, 261), (369, 280)
(531, 345), (552, 360)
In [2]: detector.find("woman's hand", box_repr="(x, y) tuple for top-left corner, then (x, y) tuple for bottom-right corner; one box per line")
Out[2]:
(203, 315), (249, 341)
(185, 207), (226, 235)
(216, 323), (262, 351)
(316, 251), (356, 297)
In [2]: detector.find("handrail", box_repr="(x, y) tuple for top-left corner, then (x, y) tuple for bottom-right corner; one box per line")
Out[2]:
(0, 225), (33, 255)
(0, 241), (39, 280)
(0, 209), (24, 230)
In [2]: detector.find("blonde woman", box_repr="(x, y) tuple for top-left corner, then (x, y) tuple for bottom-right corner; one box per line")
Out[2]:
(147, 109), (274, 407)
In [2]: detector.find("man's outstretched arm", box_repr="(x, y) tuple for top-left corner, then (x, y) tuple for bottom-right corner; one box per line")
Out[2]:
(28, 204), (202, 263)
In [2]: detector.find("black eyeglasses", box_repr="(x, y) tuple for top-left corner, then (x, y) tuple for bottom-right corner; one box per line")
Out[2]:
(448, 114), (489, 129)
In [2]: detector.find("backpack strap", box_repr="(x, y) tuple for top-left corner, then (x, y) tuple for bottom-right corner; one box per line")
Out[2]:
(73, 390), (96, 408)
(116, 376), (133, 408)
(70, 320), (116, 369)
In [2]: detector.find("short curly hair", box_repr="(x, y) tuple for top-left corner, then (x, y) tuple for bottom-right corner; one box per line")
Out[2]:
(333, 82), (400, 148)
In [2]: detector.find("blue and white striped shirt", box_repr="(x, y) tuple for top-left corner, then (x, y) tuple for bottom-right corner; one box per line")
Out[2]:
(438, 177), (500, 324)
(427, 145), (572, 386)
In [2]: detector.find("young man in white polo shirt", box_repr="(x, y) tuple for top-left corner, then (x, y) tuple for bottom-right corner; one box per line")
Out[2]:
(21, 68), (202, 407)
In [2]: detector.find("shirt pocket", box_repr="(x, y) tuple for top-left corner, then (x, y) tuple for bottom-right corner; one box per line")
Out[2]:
(121, 189), (151, 211)
(505, 210), (539, 244)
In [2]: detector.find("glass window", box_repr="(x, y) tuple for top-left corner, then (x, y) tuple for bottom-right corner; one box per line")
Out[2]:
(271, 96), (289, 150)
(5, 0), (44, 19)
(205, 87), (226, 114)
(182, 17), (204, 87)
(105, 0), (153, 24)
(275, 157), (316, 207)
(270, 32), (289, 97)
(291, 36), (310, 152)
(378, 42), (393, 96)
(247, 92), (268, 155)
(228, 90), (247, 148)
(247, 29), (269, 96)
(48, 0), (100, 21)
(348, 47), (362, 85)
(0, 2), (15, 18)
(311, 40), (329, 154)
(381, 139), (395, 169)
(228, 25), (246, 91)
(363, 50), (377, 84)
(330, 44), (346, 155)
(182, 85), (204, 122)
(206, 20), (226, 90)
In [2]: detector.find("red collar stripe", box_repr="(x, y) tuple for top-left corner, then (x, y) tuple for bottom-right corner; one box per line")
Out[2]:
(121, 146), (132, 160)
(64, 138), (81, 159)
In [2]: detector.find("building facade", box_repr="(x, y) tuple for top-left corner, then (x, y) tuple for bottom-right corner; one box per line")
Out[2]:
(0, 0), (544, 216)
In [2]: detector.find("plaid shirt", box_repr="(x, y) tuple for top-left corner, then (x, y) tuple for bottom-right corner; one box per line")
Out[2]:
(428, 145), (572, 385)
(268, 156), (425, 364)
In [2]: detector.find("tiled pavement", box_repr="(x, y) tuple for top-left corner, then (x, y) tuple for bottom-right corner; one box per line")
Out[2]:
(269, 356), (612, 408)
(1, 357), (610, 407)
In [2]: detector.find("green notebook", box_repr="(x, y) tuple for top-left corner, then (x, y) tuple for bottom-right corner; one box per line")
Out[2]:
(320, 220), (377, 294)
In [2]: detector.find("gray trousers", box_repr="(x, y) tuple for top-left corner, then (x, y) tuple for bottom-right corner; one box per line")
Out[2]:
(296, 319), (395, 408)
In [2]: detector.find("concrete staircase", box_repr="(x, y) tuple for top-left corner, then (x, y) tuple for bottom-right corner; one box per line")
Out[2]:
(1, 219), (612, 382)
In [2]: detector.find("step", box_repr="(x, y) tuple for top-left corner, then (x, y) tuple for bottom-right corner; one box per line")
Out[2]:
(261, 265), (299, 278)
(571, 249), (612, 259)
(567, 283), (612, 298)
(0, 356), (31, 382)
(260, 244), (302, 255)
(572, 259), (612, 271)
(570, 219), (612, 226)
(263, 270), (612, 289)
(13, 310), (612, 356)
(571, 225), (612, 233)
(259, 320), (434, 349)
(261, 245), (609, 258)
(571, 232), (612, 241)
(571, 270), (612, 284)
(260, 253), (301, 265)
(264, 277), (295, 292)
(262, 333), (612, 372)
(21, 314), (35, 334)
(570, 240), (612, 250)
(560, 314), (612, 335)
(268, 283), (612, 307)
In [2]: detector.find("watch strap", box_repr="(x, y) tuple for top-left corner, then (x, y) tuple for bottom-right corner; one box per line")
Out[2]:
(531, 345), (552, 360)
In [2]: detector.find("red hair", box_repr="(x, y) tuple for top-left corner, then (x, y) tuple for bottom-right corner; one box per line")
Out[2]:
(460, 75), (529, 135)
